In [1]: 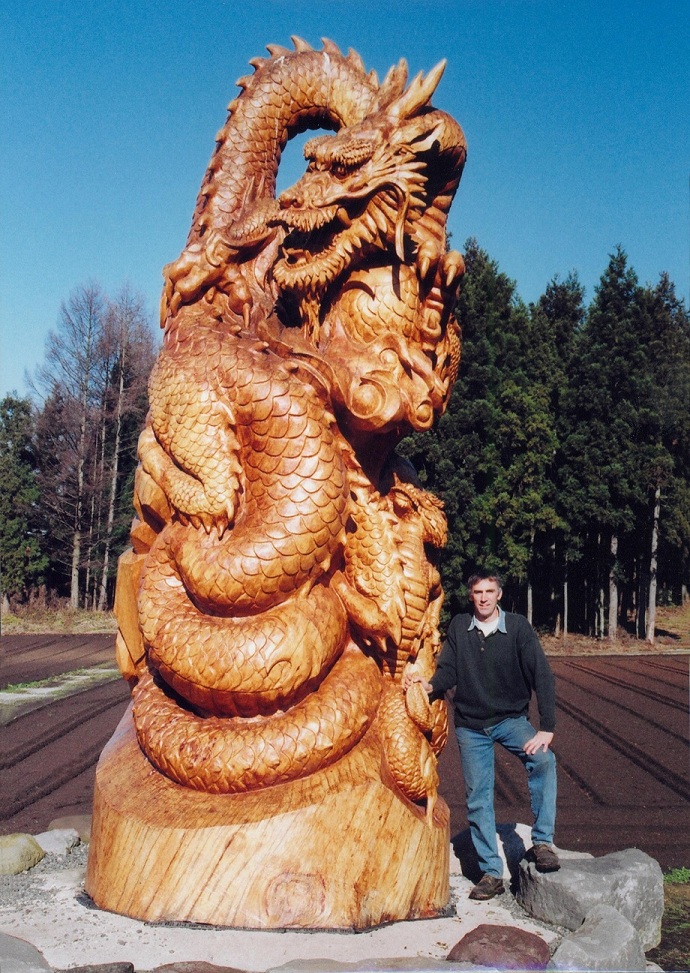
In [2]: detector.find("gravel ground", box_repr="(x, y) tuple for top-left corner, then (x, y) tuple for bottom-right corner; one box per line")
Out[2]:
(0, 842), (90, 910)
(0, 838), (565, 946)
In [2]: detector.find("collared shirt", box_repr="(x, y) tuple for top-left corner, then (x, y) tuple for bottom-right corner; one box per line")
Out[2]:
(468, 607), (507, 637)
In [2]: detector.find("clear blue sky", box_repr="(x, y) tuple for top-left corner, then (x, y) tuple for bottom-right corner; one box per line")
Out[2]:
(2, 0), (688, 399)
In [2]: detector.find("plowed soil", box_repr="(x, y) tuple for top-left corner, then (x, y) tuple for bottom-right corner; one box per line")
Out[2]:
(1, 635), (688, 870)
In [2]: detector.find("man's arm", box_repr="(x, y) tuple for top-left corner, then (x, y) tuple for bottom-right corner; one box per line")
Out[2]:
(516, 617), (556, 742)
(402, 624), (459, 695)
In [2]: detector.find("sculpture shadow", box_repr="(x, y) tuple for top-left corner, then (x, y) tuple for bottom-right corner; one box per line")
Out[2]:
(452, 823), (528, 889)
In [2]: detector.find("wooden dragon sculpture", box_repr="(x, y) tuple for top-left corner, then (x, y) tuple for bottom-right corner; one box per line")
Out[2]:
(88, 38), (467, 929)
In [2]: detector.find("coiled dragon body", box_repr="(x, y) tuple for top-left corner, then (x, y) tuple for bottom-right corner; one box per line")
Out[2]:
(118, 38), (466, 818)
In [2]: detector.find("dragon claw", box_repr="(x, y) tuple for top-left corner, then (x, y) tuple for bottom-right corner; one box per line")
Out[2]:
(442, 249), (465, 288)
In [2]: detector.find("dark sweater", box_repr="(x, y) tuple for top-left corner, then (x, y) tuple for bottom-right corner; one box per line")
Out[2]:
(429, 611), (556, 732)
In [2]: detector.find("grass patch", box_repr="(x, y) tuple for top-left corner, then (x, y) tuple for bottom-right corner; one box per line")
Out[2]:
(647, 868), (690, 972)
(0, 664), (122, 725)
(1, 607), (117, 635)
(1, 664), (118, 693)
(665, 867), (690, 885)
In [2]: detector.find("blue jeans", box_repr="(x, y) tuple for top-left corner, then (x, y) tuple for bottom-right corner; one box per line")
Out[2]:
(455, 716), (557, 878)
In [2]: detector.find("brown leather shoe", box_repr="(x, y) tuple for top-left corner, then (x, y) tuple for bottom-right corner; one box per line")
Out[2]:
(532, 843), (561, 872)
(468, 873), (505, 900)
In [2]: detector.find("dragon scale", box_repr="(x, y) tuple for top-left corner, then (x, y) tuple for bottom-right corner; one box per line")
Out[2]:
(119, 39), (466, 814)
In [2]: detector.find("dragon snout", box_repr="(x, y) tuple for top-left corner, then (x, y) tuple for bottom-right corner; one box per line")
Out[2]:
(278, 189), (304, 209)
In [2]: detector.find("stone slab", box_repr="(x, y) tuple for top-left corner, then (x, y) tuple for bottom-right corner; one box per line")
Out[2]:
(547, 904), (646, 972)
(517, 848), (663, 949)
(0, 931), (52, 973)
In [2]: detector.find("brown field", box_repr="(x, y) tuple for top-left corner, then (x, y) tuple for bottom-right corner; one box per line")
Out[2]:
(1, 624), (688, 871)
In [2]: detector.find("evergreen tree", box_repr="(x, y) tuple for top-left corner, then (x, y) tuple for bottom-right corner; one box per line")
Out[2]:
(557, 248), (689, 636)
(0, 395), (48, 602)
(634, 275), (690, 636)
(530, 273), (586, 633)
(33, 389), (83, 598)
(401, 239), (561, 620)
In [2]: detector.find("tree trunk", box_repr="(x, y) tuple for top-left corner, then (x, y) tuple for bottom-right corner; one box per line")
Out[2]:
(98, 356), (125, 611)
(646, 485), (661, 644)
(563, 556), (569, 638)
(563, 582), (568, 637)
(89, 384), (108, 611)
(70, 405), (88, 609)
(637, 556), (647, 639)
(608, 532), (618, 641)
(70, 531), (81, 608)
(550, 540), (560, 636)
(595, 532), (605, 638)
(69, 296), (99, 608)
(85, 472), (97, 610)
(526, 528), (535, 625)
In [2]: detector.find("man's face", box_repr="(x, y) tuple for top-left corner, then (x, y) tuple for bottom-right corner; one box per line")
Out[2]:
(469, 579), (502, 621)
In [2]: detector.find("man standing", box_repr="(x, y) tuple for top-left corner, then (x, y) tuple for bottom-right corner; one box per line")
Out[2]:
(403, 569), (559, 900)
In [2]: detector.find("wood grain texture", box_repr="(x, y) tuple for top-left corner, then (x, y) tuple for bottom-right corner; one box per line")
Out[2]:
(85, 706), (450, 929)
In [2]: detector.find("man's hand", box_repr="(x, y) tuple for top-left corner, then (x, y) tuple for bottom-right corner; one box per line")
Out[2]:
(523, 731), (554, 755)
(401, 671), (432, 693)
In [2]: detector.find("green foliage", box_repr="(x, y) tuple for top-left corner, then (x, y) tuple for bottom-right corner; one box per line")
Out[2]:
(401, 241), (688, 630)
(9, 251), (689, 625)
(557, 249), (690, 629)
(401, 240), (570, 618)
(0, 395), (48, 597)
(665, 867), (690, 885)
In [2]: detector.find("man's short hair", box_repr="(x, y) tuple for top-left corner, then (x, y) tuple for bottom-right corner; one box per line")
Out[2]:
(467, 569), (503, 592)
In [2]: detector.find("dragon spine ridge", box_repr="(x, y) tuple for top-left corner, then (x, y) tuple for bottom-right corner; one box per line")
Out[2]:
(124, 38), (466, 820)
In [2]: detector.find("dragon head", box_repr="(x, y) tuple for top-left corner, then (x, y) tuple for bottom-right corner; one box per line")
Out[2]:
(272, 61), (466, 302)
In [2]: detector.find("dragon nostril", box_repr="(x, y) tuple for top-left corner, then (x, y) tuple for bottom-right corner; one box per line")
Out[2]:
(279, 193), (302, 209)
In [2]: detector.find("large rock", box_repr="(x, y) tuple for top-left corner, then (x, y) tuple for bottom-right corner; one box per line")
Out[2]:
(266, 960), (499, 971)
(447, 923), (551, 969)
(0, 931), (52, 973)
(0, 834), (45, 875)
(48, 813), (92, 842)
(34, 827), (80, 856)
(152, 965), (244, 973)
(57, 966), (134, 973)
(517, 848), (663, 949)
(548, 904), (646, 971)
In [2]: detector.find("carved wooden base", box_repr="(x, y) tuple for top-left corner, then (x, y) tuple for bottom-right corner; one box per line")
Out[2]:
(85, 706), (450, 929)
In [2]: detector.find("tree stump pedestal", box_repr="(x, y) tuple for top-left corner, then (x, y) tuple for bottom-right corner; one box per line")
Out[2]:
(85, 706), (450, 929)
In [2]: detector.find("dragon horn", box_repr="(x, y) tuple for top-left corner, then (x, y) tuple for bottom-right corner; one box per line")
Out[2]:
(377, 59), (409, 108)
(266, 42), (290, 57)
(291, 36), (313, 52)
(320, 38), (342, 57)
(387, 60), (446, 120)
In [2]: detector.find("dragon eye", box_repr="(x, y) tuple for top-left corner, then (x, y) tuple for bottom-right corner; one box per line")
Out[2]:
(331, 161), (350, 178)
